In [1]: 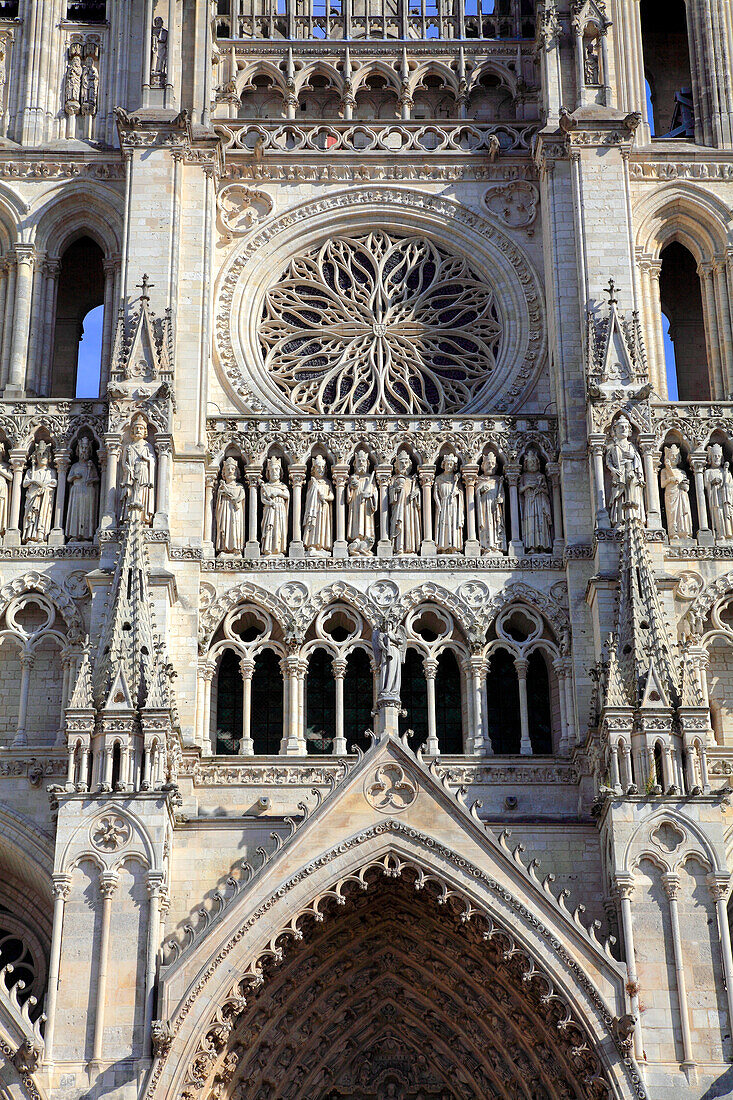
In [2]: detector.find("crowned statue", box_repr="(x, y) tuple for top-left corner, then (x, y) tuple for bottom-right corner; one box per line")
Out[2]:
(120, 414), (156, 525)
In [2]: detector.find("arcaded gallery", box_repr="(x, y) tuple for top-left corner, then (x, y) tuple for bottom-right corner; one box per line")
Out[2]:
(1, 1), (733, 1098)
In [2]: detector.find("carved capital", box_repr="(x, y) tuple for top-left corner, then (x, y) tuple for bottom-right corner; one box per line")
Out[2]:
(99, 871), (119, 900)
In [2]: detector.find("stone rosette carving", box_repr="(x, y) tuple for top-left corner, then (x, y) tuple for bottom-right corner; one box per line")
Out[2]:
(91, 815), (131, 852)
(364, 763), (418, 812)
(217, 184), (273, 237)
(482, 181), (539, 228)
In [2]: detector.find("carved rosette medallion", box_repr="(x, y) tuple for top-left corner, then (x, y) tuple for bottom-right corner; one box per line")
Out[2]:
(91, 815), (131, 852)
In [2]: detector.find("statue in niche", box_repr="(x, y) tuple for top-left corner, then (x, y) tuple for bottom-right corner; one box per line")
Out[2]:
(704, 443), (733, 540)
(120, 414), (156, 525)
(64, 44), (82, 114)
(0, 443), (12, 537)
(519, 449), (553, 552)
(605, 417), (646, 526)
(372, 620), (407, 701)
(151, 16), (168, 86)
(22, 442), (57, 544)
(475, 451), (506, 554)
(347, 448), (377, 556)
(81, 56), (99, 116)
(65, 436), (100, 541)
(389, 450), (421, 555)
(584, 37), (601, 86)
(215, 457), (246, 556)
(434, 453), (464, 554)
(260, 455), (289, 557)
(303, 455), (334, 556)
(660, 444), (692, 541)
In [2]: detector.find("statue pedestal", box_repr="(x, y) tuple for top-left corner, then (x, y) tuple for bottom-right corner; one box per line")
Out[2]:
(49, 528), (65, 547)
(375, 695), (401, 738)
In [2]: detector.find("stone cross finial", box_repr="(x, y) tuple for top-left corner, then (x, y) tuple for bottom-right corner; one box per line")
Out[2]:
(136, 274), (154, 300)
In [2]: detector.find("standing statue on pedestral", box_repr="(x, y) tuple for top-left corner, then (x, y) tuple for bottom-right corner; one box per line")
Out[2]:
(303, 455), (334, 556)
(0, 443), (12, 538)
(704, 443), (733, 540)
(475, 451), (506, 553)
(260, 455), (290, 557)
(372, 620), (407, 701)
(215, 456), (246, 556)
(81, 55), (99, 116)
(64, 44), (82, 114)
(65, 436), (100, 541)
(605, 417), (646, 526)
(151, 17), (168, 86)
(389, 450), (421, 556)
(660, 444), (692, 541)
(22, 442), (57, 544)
(347, 448), (377, 556)
(120, 414), (156, 525)
(519, 448), (553, 552)
(434, 453), (464, 554)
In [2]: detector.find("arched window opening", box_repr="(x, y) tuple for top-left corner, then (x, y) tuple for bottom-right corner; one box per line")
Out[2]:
(111, 742), (122, 789)
(0, 2), (19, 15)
(435, 649), (462, 753)
(399, 648), (428, 753)
(306, 647), (335, 754)
(659, 242), (710, 401)
(527, 651), (552, 754)
(640, 0), (693, 138)
(251, 649), (283, 755)
(343, 648), (373, 752)
(67, 1), (106, 20)
(661, 310), (679, 399)
(486, 648), (521, 754)
(76, 303), (104, 398)
(215, 649), (243, 754)
(653, 741), (664, 789)
(51, 236), (105, 398)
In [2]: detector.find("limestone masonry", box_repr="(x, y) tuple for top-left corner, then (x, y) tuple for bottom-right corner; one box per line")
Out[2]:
(1, 1), (733, 1098)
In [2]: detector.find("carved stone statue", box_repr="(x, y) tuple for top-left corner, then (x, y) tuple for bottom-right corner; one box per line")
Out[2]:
(605, 417), (646, 526)
(22, 441), (57, 544)
(704, 443), (733, 540)
(389, 450), (421, 556)
(660, 444), (692, 541)
(584, 37), (601, 85)
(260, 455), (289, 557)
(303, 455), (334, 556)
(151, 17), (168, 86)
(65, 436), (100, 541)
(216, 457), (246, 556)
(475, 451), (505, 553)
(81, 56), (99, 116)
(347, 448), (377, 556)
(0, 443), (12, 537)
(120, 414), (156, 525)
(434, 453), (464, 554)
(372, 621), (407, 701)
(64, 44), (82, 114)
(519, 449), (553, 552)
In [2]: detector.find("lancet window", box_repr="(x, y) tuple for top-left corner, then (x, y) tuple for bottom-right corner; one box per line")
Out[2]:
(640, 0), (693, 138)
(66, 1), (106, 20)
(50, 236), (105, 398)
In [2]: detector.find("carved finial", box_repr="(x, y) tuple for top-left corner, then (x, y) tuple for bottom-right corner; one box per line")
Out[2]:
(606, 278), (618, 306)
(137, 274), (154, 301)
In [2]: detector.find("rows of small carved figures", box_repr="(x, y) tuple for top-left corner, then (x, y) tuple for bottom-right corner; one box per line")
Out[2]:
(0, 416), (154, 545)
(213, 446), (556, 558)
(606, 416), (733, 540)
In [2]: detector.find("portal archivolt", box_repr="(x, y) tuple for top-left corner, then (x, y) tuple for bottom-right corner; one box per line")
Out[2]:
(192, 875), (618, 1100)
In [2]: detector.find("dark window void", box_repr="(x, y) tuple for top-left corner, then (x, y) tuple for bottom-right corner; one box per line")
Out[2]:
(216, 649), (242, 754)
(399, 648), (428, 753)
(51, 237), (105, 398)
(486, 648), (521, 754)
(251, 649), (283, 755)
(527, 651), (552, 754)
(67, 1), (106, 20)
(111, 742), (122, 788)
(641, 0), (692, 137)
(0, 2), (18, 16)
(344, 648), (373, 752)
(306, 648), (335, 753)
(659, 242), (711, 401)
(435, 649), (463, 753)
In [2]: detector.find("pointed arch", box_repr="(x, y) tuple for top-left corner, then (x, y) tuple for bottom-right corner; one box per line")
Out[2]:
(634, 183), (732, 264)
(148, 823), (644, 1100)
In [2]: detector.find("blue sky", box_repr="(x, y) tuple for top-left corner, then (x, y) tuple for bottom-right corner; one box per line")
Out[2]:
(75, 303), (104, 398)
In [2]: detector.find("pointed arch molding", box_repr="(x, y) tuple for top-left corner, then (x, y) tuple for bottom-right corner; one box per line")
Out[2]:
(214, 186), (546, 417)
(147, 824), (646, 1100)
(0, 573), (83, 641)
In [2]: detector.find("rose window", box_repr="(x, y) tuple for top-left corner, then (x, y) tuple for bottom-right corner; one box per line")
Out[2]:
(258, 231), (502, 415)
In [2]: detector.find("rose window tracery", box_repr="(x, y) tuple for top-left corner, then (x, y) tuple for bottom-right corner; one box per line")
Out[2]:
(258, 231), (502, 415)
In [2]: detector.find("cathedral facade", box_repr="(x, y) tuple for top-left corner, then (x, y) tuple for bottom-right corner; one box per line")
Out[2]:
(0, 1), (733, 1098)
